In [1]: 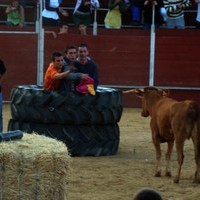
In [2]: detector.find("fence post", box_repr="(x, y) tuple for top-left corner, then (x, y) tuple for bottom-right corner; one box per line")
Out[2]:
(36, 0), (44, 86)
(93, 8), (97, 36)
(149, 3), (155, 86)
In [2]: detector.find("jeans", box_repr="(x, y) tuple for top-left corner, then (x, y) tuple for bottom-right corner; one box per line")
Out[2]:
(0, 93), (3, 132)
(167, 15), (185, 29)
(131, 6), (141, 22)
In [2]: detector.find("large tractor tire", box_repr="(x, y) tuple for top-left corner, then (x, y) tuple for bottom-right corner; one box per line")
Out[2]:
(10, 85), (123, 125)
(8, 119), (120, 156)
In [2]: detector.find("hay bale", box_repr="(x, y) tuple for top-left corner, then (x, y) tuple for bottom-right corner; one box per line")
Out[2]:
(0, 133), (71, 200)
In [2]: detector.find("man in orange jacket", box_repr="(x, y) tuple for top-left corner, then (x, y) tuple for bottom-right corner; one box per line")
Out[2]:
(44, 52), (74, 90)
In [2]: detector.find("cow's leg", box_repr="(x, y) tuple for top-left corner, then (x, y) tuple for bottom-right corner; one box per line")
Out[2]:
(153, 140), (162, 177)
(165, 140), (174, 177)
(191, 131), (200, 183)
(194, 157), (200, 183)
(174, 138), (184, 183)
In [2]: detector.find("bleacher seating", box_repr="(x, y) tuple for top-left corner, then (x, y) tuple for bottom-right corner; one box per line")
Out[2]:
(0, 0), (197, 28)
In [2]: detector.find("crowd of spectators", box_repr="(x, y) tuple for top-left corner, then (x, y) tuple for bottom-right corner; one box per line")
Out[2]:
(2, 0), (200, 31)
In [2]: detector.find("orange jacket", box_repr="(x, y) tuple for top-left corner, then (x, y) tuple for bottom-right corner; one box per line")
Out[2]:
(44, 63), (61, 90)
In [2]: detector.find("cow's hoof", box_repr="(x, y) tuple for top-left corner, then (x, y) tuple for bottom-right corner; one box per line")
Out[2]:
(193, 178), (200, 184)
(165, 171), (172, 177)
(193, 172), (200, 183)
(154, 171), (161, 177)
(173, 177), (179, 184)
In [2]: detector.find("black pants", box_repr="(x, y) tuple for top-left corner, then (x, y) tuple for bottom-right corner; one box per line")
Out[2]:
(196, 20), (200, 29)
(42, 17), (60, 27)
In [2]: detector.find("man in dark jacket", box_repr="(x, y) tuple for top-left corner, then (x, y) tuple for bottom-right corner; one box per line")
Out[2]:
(0, 59), (6, 132)
(74, 44), (99, 90)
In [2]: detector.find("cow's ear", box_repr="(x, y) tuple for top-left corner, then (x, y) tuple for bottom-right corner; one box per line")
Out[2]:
(135, 89), (144, 98)
(161, 89), (170, 97)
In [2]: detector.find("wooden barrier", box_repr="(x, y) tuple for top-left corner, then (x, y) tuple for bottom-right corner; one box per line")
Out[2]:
(0, 27), (200, 107)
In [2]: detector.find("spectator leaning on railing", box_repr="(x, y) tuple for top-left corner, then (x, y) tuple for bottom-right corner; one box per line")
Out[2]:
(142, 0), (164, 29)
(163, 0), (191, 29)
(42, 0), (68, 27)
(5, 0), (24, 27)
(195, 0), (200, 28)
(104, 0), (127, 29)
(129, 0), (142, 26)
(73, 0), (100, 35)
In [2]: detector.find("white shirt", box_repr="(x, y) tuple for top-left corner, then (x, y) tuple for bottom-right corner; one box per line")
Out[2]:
(42, 0), (60, 20)
(197, 1), (200, 22)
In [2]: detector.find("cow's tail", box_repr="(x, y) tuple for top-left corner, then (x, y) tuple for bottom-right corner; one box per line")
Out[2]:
(186, 101), (199, 139)
(187, 101), (199, 122)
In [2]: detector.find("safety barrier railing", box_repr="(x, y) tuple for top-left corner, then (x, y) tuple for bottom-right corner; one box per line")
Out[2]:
(0, 2), (198, 90)
(0, 3), (197, 29)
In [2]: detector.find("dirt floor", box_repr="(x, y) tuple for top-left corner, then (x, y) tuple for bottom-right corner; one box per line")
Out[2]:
(3, 104), (200, 200)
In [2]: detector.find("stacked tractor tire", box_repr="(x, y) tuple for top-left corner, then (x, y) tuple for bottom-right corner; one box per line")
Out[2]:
(8, 85), (123, 156)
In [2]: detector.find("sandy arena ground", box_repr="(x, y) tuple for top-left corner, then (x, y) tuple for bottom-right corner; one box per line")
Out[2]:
(3, 104), (200, 200)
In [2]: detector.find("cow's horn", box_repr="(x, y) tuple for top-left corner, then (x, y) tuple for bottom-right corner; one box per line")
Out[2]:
(123, 89), (137, 94)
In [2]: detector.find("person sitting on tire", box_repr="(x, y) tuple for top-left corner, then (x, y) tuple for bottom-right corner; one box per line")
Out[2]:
(44, 52), (75, 91)
(60, 45), (90, 92)
(74, 43), (99, 90)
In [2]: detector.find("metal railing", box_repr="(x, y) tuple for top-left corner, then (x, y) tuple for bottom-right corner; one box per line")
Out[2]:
(0, 3), (197, 28)
(0, 2), (199, 91)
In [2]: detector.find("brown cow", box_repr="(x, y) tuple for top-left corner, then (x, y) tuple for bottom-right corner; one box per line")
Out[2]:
(124, 87), (200, 183)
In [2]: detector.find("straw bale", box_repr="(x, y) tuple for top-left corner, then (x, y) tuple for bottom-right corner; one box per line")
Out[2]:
(0, 133), (71, 200)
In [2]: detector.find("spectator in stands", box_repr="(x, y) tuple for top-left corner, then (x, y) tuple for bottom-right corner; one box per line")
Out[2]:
(195, 0), (200, 28)
(42, 0), (68, 27)
(160, 4), (167, 24)
(19, 0), (26, 26)
(104, 0), (127, 29)
(73, 0), (100, 35)
(5, 0), (24, 27)
(142, 0), (164, 29)
(130, 0), (142, 26)
(74, 44), (99, 90)
(163, 0), (191, 29)
(58, 25), (69, 34)
(0, 59), (6, 132)
(60, 46), (89, 92)
(133, 188), (163, 200)
(44, 52), (74, 91)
